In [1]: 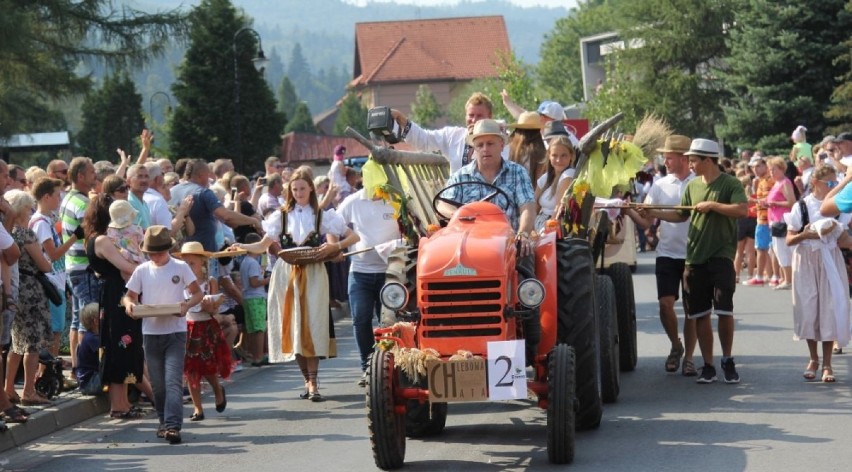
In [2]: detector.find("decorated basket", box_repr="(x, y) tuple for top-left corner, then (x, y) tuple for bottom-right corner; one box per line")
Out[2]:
(278, 246), (327, 266)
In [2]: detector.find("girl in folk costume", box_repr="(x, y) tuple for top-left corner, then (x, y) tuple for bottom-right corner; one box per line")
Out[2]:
(175, 242), (230, 421)
(237, 170), (357, 401)
(785, 166), (851, 383)
(534, 135), (576, 230)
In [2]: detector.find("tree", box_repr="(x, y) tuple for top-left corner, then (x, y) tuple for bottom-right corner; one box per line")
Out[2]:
(410, 84), (443, 128)
(824, 0), (852, 134)
(333, 92), (369, 136)
(287, 43), (312, 99)
(265, 47), (286, 96)
(278, 76), (298, 120)
(585, 0), (735, 138)
(77, 73), (145, 160)
(720, 0), (852, 152)
(0, 0), (187, 137)
(169, 0), (284, 173)
(285, 102), (316, 133)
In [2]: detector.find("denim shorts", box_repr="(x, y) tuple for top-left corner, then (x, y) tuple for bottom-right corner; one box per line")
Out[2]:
(69, 270), (102, 332)
(50, 294), (67, 333)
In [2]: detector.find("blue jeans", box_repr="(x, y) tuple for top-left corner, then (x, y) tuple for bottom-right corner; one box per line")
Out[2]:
(144, 332), (187, 430)
(69, 270), (101, 332)
(348, 272), (385, 372)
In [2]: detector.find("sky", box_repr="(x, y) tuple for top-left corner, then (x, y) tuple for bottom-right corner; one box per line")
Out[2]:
(342, 0), (578, 9)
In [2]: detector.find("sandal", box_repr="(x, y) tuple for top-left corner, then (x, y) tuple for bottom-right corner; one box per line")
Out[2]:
(1, 406), (28, 424)
(164, 429), (182, 444)
(665, 343), (685, 373)
(682, 359), (697, 377)
(803, 360), (819, 381)
(190, 412), (205, 421)
(5, 391), (21, 404)
(833, 345), (843, 355)
(822, 367), (836, 383)
(109, 409), (145, 419)
(156, 424), (166, 439)
(21, 395), (52, 406)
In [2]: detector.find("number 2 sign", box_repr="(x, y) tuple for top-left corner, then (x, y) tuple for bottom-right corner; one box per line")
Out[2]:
(487, 340), (527, 401)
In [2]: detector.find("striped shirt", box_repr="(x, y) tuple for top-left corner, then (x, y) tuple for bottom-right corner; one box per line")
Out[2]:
(444, 159), (535, 231)
(60, 189), (89, 272)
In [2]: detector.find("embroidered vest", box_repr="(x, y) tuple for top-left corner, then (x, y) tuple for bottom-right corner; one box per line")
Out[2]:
(278, 207), (323, 249)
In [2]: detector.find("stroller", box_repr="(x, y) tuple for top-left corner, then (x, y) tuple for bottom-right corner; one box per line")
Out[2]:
(35, 351), (65, 399)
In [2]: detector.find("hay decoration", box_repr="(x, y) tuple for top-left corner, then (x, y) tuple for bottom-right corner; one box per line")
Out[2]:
(632, 113), (672, 161)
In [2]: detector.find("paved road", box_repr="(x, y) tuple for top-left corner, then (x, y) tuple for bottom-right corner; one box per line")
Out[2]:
(3, 252), (850, 471)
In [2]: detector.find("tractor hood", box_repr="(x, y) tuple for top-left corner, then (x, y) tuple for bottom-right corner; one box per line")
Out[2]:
(418, 202), (516, 279)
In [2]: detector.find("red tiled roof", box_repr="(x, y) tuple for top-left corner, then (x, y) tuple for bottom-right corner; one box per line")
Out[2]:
(352, 16), (510, 86)
(280, 132), (414, 163)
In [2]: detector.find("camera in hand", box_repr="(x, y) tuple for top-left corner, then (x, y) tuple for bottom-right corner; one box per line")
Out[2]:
(367, 106), (402, 144)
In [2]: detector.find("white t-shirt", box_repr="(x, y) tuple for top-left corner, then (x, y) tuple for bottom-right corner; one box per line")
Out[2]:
(405, 122), (509, 173)
(328, 161), (353, 195)
(337, 189), (402, 273)
(257, 192), (283, 216)
(644, 172), (695, 260)
(144, 188), (172, 229)
(240, 255), (266, 299)
(262, 204), (347, 244)
(126, 257), (197, 335)
(536, 169), (575, 217)
(0, 223), (13, 294)
(29, 211), (66, 288)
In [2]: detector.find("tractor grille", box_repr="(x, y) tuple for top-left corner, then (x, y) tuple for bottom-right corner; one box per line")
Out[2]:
(420, 279), (504, 338)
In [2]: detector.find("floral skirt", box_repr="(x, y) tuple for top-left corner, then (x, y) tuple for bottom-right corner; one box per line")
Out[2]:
(184, 318), (234, 389)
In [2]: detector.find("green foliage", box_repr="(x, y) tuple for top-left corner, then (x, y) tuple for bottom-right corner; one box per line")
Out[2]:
(278, 76), (299, 120)
(0, 0), (187, 137)
(77, 73), (145, 160)
(825, 0), (852, 134)
(719, 0), (852, 153)
(333, 93), (368, 136)
(169, 0), (284, 173)
(410, 85), (444, 128)
(285, 102), (316, 133)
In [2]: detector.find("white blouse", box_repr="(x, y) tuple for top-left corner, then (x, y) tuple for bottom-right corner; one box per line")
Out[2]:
(537, 169), (574, 216)
(785, 194), (852, 248)
(262, 204), (347, 245)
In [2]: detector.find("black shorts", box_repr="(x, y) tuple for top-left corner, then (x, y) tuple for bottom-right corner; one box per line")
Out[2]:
(737, 217), (756, 241)
(683, 257), (736, 318)
(655, 257), (685, 300)
(222, 305), (245, 326)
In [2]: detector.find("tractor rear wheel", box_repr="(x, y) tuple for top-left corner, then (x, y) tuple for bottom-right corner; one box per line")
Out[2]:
(596, 274), (620, 403)
(401, 372), (447, 437)
(555, 238), (602, 430)
(367, 350), (405, 470)
(605, 262), (637, 371)
(547, 344), (576, 464)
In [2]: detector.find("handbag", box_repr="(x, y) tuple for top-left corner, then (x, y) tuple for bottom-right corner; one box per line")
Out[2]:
(770, 221), (787, 237)
(20, 268), (63, 306)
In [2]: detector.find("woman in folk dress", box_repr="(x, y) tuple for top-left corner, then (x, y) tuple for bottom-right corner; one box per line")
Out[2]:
(785, 166), (851, 383)
(237, 170), (357, 401)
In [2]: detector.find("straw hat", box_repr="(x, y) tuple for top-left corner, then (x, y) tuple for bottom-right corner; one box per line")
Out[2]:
(466, 119), (508, 145)
(508, 111), (542, 130)
(656, 135), (691, 154)
(108, 200), (138, 229)
(141, 225), (176, 253)
(683, 138), (721, 158)
(174, 241), (212, 258)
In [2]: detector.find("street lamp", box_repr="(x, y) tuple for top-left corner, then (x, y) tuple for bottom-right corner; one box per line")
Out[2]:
(233, 27), (269, 173)
(148, 91), (172, 126)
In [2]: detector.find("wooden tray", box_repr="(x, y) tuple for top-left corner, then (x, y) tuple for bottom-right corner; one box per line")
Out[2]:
(211, 249), (247, 258)
(134, 303), (181, 318)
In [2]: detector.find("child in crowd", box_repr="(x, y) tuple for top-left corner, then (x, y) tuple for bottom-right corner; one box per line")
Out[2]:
(239, 232), (270, 367)
(107, 200), (145, 266)
(175, 241), (231, 422)
(76, 303), (101, 394)
(123, 226), (202, 445)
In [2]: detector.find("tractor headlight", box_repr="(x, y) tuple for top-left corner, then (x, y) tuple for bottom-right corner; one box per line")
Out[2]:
(380, 282), (409, 311)
(517, 279), (545, 308)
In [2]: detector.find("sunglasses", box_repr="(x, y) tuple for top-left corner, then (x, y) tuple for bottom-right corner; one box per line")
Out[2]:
(115, 185), (128, 192)
(56, 169), (68, 175)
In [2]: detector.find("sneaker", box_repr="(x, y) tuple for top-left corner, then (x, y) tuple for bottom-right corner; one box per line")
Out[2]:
(721, 357), (741, 384)
(357, 372), (367, 387)
(696, 364), (717, 384)
(742, 277), (764, 286)
(773, 282), (791, 290)
(233, 361), (244, 373)
(768, 277), (780, 287)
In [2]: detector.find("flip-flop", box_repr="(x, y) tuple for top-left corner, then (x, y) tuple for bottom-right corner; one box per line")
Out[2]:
(665, 344), (685, 372)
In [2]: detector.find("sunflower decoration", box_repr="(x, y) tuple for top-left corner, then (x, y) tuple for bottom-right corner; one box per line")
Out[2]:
(362, 157), (420, 245)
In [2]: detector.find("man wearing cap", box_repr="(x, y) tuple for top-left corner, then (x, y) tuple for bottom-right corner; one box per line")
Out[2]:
(743, 156), (774, 286)
(390, 92), (507, 172)
(438, 119), (539, 360)
(640, 138), (748, 384)
(625, 135), (698, 376)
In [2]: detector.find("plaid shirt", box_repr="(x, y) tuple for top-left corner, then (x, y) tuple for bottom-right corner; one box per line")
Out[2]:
(444, 160), (534, 230)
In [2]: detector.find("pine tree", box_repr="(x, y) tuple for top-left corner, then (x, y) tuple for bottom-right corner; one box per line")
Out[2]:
(169, 0), (284, 173)
(825, 0), (852, 134)
(77, 73), (145, 160)
(333, 93), (369, 136)
(720, 0), (851, 152)
(288, 43), (312, 99)
(278, 76), (298, 120)
(410, 84), (443, 128)
(285, 102), (316, 133)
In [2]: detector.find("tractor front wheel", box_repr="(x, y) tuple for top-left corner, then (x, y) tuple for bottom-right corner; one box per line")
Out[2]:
(402, 372), (448, 437)
(367, 350), (406, 470)
(547, 344), (576, 464)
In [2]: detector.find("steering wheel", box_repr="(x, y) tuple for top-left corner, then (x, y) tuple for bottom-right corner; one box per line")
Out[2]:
(432, 181), (515, 222)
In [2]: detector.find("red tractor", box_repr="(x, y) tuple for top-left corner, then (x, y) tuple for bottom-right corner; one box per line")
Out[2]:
(349, 114), (626, 470)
